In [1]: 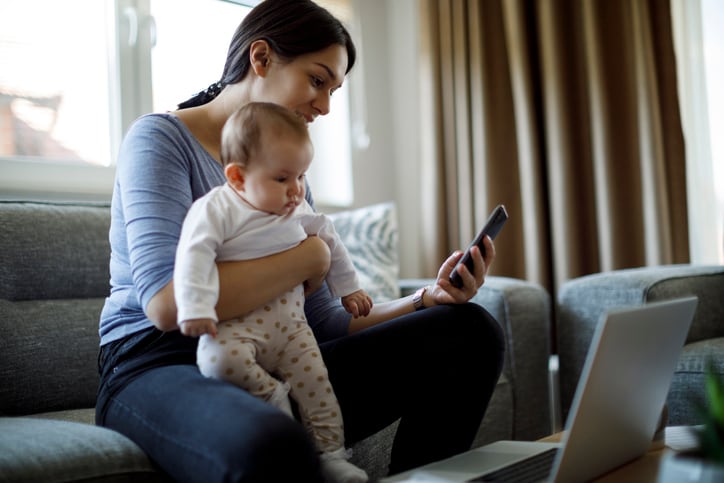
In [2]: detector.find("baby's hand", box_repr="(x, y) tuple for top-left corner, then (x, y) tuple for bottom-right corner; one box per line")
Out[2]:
(179, 318), (217, 338)
(342, 290), (373, 318)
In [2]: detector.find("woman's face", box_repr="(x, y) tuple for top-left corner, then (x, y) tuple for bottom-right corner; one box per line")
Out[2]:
(254, 44), (348, 124)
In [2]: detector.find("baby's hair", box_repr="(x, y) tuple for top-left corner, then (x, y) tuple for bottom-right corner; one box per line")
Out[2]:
(221, 102), (310, 167)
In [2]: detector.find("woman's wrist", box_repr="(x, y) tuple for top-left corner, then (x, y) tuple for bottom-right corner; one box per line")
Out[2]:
(146, 281), (179, 331)
(412, 285), (435, 311)
(422, 285), (436, 308)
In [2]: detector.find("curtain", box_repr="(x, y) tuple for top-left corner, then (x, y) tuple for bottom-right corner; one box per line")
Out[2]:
(417, 0), (689, 295)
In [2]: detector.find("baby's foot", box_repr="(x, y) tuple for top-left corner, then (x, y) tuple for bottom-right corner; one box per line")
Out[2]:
(319, 448), (368, 483)
(267, 381), (293, 417)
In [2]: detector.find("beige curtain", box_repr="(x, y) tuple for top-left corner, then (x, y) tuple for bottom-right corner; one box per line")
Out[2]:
(418, 0), (689, 295)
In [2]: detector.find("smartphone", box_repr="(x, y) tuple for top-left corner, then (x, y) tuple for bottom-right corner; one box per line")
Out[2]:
(449, 204), (509, 288)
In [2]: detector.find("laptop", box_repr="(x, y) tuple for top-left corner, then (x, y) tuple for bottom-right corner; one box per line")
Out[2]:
(382, 296), (698, 483)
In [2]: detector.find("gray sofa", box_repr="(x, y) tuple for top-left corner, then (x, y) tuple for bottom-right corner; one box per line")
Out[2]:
(0, 200), (552, 482)
(556, 264), (724, 426)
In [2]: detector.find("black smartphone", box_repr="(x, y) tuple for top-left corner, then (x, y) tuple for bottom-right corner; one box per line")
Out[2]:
(449, 204), (509, 288)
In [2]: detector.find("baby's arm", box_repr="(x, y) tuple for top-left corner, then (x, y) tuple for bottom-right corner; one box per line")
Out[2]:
(299, 208), (361, 296)
(297, 204), (374, 316)
(179, 318), (218, 337)
(174, 196), (224, 334)
(341, 289), (374, 318)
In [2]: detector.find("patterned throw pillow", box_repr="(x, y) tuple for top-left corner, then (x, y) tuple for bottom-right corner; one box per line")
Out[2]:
(327, 202), (400, 302)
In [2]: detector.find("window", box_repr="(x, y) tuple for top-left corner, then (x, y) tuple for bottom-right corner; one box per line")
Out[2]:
(149, 1), (250, 114)
(0, 1), (115, 200)
(0, 0), (355, 206)
(671, 0), (724, 263)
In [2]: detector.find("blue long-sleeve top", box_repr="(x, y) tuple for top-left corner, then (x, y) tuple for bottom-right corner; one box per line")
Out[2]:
(99, 113), (350, 346)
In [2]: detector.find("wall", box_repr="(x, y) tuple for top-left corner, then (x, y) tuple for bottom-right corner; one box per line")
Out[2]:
(346, 0), (424, 278)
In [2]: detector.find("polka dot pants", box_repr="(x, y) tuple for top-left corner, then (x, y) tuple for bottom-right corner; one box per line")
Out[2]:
(197, 285), (344, 453)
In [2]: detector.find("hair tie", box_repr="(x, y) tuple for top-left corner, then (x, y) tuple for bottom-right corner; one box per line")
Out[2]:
(205, 81), (224, 99)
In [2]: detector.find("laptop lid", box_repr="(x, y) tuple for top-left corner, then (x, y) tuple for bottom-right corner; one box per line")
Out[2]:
(551, 295), (698, 483)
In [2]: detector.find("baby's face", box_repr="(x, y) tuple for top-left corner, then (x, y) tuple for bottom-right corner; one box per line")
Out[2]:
(237, 137), (313, 216)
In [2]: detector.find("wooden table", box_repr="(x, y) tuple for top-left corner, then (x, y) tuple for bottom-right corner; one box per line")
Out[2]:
(540, 428), (693, 483)
(381, 427), (697, 482)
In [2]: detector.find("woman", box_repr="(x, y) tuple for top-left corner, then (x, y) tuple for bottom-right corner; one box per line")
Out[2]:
(96, 1), (505, 482)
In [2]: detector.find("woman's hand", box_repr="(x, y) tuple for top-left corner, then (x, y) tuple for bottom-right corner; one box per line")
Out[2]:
(425, 235), (496, 307)
(346, 236), (495, 334)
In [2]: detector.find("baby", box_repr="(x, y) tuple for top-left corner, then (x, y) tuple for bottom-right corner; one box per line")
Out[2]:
(174, 102), (371, 482)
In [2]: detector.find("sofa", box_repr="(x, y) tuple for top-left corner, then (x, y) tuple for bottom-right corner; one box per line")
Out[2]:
(0, 200), (553, 482)
(556, 264), (724, 426)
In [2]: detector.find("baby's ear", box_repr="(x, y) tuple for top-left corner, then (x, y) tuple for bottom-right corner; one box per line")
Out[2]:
(225, 164), (245, 191)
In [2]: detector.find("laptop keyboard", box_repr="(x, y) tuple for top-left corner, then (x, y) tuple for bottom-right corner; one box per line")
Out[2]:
(468, 447), (559, 482)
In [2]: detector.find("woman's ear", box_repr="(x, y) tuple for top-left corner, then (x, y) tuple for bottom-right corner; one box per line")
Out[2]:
(249, 39), (272, 77)
(225, 164), (245, 191)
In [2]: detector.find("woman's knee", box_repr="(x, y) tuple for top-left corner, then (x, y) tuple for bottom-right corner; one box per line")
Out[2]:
(440, 303), (505, 352)
(469, 303), (504, 347)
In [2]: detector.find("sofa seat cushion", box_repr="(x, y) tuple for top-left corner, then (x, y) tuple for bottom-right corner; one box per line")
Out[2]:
(0, 298), (103, 416)
(677, 337), (724, 373)
(668, 337), (724, 425)
(0, 417), (165, 483)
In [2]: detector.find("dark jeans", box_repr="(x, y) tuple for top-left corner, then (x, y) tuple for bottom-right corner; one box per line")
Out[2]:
(96, 303), (505, 483)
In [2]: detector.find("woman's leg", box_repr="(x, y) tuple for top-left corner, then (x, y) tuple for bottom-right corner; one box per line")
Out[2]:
(320, 303), (505, 475)
(97, 330), (323, 483)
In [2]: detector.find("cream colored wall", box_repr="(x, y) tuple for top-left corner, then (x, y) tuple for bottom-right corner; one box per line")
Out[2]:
(344, 0), (424, 279)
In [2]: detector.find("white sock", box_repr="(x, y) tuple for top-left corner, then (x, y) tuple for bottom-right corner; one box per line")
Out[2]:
(319, 448), (368, 483)
(267, 381), (293, 417)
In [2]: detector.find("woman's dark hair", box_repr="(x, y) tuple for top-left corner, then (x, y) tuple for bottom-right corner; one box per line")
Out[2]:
(178, 0), (357, 109)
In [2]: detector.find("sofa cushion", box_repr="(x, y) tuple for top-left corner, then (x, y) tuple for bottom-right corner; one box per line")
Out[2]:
(328, 202), (400, 302)
(0, 298), (102, 415)
(0, 202), (110, 416)
(0, 417), (165, 483)
(556, 264), (724, 425)
(668, 337), (724, 425)
(646, 270), (724, 344)
(0, 201), (111, 301)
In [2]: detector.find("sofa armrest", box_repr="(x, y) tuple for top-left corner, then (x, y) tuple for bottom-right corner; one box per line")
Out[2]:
(400, 276), (553, 441)
(475, 276), (552, 440)
(399, 278), (430, 297)
(556, 264), (724, 420)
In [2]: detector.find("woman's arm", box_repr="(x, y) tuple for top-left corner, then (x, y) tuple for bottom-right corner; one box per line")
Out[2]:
(147, 236), (331, 331)
(347, 239), (494, 334)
